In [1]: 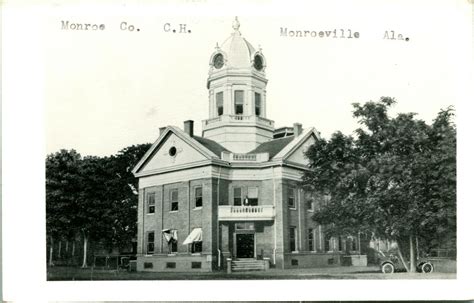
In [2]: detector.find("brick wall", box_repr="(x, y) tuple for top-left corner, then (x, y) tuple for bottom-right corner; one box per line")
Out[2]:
(255, 221), (274, 259)
(138, 178), (215, 256)
(276, 178), (328, 268)
(137, 254), (213, 272)
(284, 252), (342, 268)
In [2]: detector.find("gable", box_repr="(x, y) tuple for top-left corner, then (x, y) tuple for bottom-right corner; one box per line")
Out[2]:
(138, 132), (209, 173)
(286, 134), (316, 165)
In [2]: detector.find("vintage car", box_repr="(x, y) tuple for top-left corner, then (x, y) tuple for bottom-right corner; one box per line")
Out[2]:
(378, 251), (434, 274)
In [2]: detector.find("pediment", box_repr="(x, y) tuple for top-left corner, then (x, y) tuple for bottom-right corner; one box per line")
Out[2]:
(134, 128), (212, 174)
(285, 133), (317, 166)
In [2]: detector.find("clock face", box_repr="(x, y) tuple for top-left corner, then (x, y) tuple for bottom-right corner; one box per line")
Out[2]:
(253, 55), (264, 71)
(213, 53), (224, 69)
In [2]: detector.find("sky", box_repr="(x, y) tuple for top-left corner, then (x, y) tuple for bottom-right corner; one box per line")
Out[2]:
(41, 0), (472, 157)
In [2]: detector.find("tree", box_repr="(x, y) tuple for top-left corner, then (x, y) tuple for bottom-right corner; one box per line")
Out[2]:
(101, 144), (152, 251)
(46, 143), (152, 267)
(46, 149), (82, 266)
(302, 97), (456, 272)
(74, 155), (116, 267)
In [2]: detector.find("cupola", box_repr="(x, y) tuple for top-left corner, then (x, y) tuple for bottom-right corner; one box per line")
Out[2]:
(202, 17), (274, 153)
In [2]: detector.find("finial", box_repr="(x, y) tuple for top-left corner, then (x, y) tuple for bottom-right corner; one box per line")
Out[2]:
(215, 42), (219, 49)
(258, 44), (262, 51)
(232, 16), (240, 31)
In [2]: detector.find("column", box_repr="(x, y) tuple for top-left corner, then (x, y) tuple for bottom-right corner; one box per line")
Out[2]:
(245, 85), (253, 116)
(224, 85), (232, 115)
(262, 89), (267, 118)
(209, 89), (215, 118)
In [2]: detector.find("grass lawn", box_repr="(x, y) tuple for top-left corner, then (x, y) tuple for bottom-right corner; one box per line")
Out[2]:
(47, 265), (456, 281)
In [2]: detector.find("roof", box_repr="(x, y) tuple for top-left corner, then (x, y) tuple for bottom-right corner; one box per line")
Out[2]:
(193, 136), (229, 157)
(220, 33), (255, 69)
(216, 17), (257, 69)
(273, 128), (320, 160)
(248, 136), (295, 159)
(132, 126), (220, 175)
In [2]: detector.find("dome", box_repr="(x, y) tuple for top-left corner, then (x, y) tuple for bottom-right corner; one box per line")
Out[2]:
(211, 17), (264, 70)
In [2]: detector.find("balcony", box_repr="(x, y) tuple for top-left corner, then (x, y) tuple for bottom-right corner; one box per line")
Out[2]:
(218, 205), (275, 221)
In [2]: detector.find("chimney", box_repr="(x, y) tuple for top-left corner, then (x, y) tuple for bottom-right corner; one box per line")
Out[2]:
(159, 127), (166, 136)
(184, 120), (194, 137)
(293, 123), (303, 137)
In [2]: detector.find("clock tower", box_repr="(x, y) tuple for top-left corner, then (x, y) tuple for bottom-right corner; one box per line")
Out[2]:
(202, 17), (275, 153)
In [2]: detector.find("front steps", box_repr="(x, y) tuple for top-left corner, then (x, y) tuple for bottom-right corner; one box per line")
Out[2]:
(230, 259), (266, 272)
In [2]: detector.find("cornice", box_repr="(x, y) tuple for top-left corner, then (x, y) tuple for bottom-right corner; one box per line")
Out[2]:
(135, 157), (308, 179)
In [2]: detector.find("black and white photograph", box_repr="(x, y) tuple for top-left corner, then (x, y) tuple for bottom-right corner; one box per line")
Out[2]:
(2, 0), (473, 301)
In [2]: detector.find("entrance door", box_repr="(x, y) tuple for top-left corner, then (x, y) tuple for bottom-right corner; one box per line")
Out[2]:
(236, 233), (255, 258)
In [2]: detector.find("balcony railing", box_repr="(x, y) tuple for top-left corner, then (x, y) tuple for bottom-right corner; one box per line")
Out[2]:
(218, 205), (275, 221)
(221, 152), (269, 162)
(203, 115), (275, 127)
(232, 153), (256, 161)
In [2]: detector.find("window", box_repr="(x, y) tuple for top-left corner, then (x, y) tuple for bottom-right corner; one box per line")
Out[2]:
(234, 90), (244, 115)
(305, 193), (314, 212)
(144, 262), (153, 269)
(184, 228), (203, 253)
(307, 228), (315, 251)
(171, 236), (178, 253)
(350, 236), (358, 251)
(146, 231), (155, 254)
(305, 192), (313, 212)
(170, 189), (178, 211)
(213, 53), (224, 69)
(253, 54), (264, 71)
(170, 230), (178, 253)
(255, 93), (261, 116)
(166, 262), (176, 269)
(191, 262), (202, 269)
(247, 187), (258, 206)
(192, 241), (202, 253)
(163, 229), (178, 253)
(306, 200), (313, 212)
(233, 187), (242, 206)
(194, 186), (203, 208)
(324, 233), (331, 252)
(235, 222), (255, 230)
(289, 226), (297, 252)
(216, 92), (224, 116)
(288, 188), (296, 209)
(147, 193), (155, 214)
(168, 146), (177, 157)
(338, 236), (344, 252)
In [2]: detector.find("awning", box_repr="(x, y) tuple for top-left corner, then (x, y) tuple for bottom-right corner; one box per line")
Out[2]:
(162, 229), (178, 243)
(182, 228), (202, 245)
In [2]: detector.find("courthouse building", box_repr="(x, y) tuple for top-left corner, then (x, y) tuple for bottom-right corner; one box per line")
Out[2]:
(132, 18), (366, 272)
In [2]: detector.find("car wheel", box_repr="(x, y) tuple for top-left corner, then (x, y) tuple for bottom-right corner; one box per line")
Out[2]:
(382, 263), (395, 274)
(416, 262), (425, 273)
(421, 262), (434, 273)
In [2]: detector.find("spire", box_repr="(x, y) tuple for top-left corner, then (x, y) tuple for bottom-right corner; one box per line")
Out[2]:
(232, 16), (240, 33)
